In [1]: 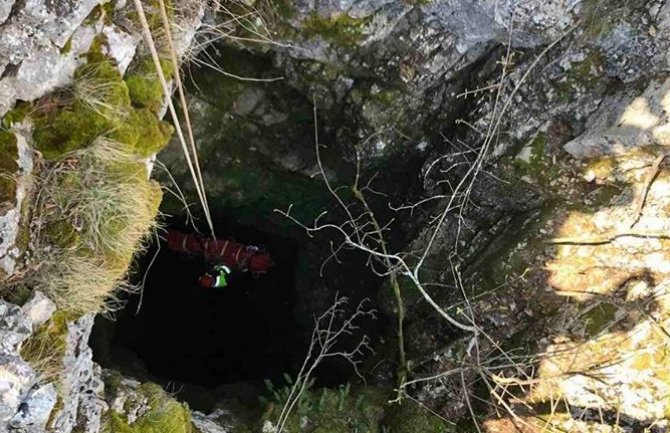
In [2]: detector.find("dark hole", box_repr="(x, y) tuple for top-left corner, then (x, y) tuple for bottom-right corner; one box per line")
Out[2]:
(91, 212), (387, 410)
(90, 215), (308, 406)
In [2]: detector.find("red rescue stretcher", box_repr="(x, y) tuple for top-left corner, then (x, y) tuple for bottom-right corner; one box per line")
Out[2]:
(165, 230), (272, 274)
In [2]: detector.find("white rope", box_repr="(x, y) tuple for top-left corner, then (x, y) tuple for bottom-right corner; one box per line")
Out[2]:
(132, 0), (216, 239)
(156, 0), (215, 237)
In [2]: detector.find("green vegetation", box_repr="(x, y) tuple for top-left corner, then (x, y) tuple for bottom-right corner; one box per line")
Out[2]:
(382, 402), (449, 433)
(32, 59), (172, 160)
(583, 302), (618, 336)
(35, 138), (163, 313)
(303, 13), (368, 47)
(102, 383), (193, 433)
(262, 381), (386, 433)
(553, 50), (606, 104)
(1, 102), (32, 129)
(60, 36), (73, 54)
(20, 310), (76, 383)
(260, 379), (451, 433)
(25, 50), (169, 313)
(124, 0), (176, 51)
(0, 130), (18, 207)
(511, 132), (558, 180)
(125, 58), (175, 114)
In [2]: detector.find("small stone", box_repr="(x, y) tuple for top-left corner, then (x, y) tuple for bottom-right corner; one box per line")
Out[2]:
(102, 25), (139, 74)
(583, 170), (596, 183)
(20, 291), (56, 329)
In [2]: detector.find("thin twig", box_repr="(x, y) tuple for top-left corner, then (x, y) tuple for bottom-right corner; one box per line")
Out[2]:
(547, 229), (670, 245)
(630, 153), (668, 228)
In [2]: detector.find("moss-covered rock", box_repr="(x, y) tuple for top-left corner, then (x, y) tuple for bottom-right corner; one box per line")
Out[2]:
(102, 383), (193, 433)
(114, 108), (174, 157)
(382, 402), (449, 433)
(30, 63), (168, 312)
(32, 58), (172, 160)
(125, 58), (175, 114)
(1, 103), (32, 129)
(20, 310), (77, 383)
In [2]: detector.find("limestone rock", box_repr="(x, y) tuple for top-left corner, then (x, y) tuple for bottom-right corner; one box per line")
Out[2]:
(565, 77), (670, 159)
(106, 375), (149, 424)
(0, 1), (15, 25)
(0, 125), (33, 277)
(101, 25), (139, 74)
(9, 383), (57, 433)
(0, 355), (36, 425)
(0, 0), (103, 115)
(50, 314), (105, 433)
(192, 410), (234, 433)
(0, 301), (32, 354)
(21, 292), (57, 330)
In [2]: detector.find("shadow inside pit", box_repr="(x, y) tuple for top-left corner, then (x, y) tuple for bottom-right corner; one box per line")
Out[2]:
(90, 215), (307, 407)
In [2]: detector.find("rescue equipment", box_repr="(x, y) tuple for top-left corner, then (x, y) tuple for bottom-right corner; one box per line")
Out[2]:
(199, 264), (231, 288)
(166, 230), (272, 274)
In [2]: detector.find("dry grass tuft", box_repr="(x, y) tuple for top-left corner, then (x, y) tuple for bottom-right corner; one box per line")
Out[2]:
(33, 138), (162, 314)
(19, 310), (74, 384)
(72, 61), (130, 120)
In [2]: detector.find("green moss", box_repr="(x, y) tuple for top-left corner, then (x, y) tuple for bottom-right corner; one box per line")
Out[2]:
(102, 384), (193, 433)
(113, 108), (174, 157)
(60, 36), (73, 54)
(508, 132), (564, 192)
(0, 130), (18, 206)
(74, 60), (131, 109)
(20, 310), (77, 382)
(44, 220), (81, 248)
(583, 302), (618, 336)
(514, 132), (548, 170)
(32, 58), (171, 160)
(87, 33), (111, 64)
(0, 130), (18, 172)
(373, 89), (403, 107)
(126, 0), (175, 36)
(125, 58), (174, 113)
(84, 1), (116, 26)
(33, 109), (103, 159)
(553, 50), (606, 103)
(32, 60), (130, 159)
(303, 13), (368, 47)
(382, 402), (448, 433)
(1, 102), (32, 129)
(29, 51), (170, 312)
